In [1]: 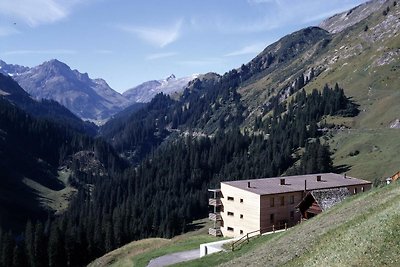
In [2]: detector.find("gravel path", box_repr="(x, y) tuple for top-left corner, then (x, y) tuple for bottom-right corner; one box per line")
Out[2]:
(147, 249), (199, 267)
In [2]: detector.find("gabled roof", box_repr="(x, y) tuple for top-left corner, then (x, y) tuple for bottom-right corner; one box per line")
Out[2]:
(221, 173), (371, 195)
(309, 188), (350, 211)
(296, 188), (350, 216)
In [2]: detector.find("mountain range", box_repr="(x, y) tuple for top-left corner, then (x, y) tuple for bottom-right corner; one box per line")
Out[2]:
(0, 59), (197, 123)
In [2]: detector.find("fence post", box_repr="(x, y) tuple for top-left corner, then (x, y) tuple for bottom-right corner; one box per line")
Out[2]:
(246, 233), (249, 243)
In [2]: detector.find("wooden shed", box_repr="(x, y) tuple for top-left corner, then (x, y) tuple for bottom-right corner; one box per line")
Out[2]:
(297, 188), (350, 220)
(391, 171), (400, 182)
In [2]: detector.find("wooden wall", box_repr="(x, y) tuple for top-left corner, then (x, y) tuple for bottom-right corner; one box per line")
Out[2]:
(220, 183), (260, 237)
(260, 192), (303, 231)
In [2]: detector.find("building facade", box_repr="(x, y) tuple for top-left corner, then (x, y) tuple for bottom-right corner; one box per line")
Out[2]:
(209, 173), (372, 237)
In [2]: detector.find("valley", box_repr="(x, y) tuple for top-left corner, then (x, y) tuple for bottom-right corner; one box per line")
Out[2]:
(0, 0), (399, 266)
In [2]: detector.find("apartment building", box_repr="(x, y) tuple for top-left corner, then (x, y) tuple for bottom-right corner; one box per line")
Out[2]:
(209, 173), (372, 237)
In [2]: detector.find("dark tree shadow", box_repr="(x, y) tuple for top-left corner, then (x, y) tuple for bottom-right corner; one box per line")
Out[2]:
(184, 221), (207, 233)
(333, 164), (352, 173)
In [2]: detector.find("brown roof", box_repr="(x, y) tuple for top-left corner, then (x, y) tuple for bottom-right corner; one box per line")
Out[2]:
(221, 173), (371, 195)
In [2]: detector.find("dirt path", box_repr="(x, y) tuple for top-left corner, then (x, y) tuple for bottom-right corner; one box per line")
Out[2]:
(147, 249), (199, 267)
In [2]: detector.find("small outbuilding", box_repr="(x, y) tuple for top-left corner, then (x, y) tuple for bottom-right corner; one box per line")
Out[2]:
(297, 188), (350, 220)
(391, 171), (400, 182)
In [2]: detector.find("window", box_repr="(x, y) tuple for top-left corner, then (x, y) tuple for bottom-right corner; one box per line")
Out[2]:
(280, 196), (285, 206)
(240, 214), (243, 219)
(227, 196), (234, 201)
(270, 197), (275, 207)
(354, 188), (358, 194)
(290, 211), (294, 220)
(240, 230), (243, 235)
(240, 198), (244, 203)
(227, 211), (234, 216)
(227, 227), (234, 232)
(290, 195), (295, 204)
(270, 213), (274, 224)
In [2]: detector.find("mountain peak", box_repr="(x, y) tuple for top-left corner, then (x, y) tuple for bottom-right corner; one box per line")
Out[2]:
(166, 74), (176, 81)
(44, 59), (70, 68)
(10, 59), (129, 122)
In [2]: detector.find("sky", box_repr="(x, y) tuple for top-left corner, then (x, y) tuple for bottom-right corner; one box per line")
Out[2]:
(0, 0), (368, 93)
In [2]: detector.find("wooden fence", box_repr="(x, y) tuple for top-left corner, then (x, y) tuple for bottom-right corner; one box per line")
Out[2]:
(231, 222), (299, 251)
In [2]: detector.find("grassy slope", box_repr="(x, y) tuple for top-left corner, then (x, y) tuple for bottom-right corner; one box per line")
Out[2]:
(175, 182), (400, 267)
(304, 2), (400, 181)
(328, 129), (400, 181)
(87, 219), (223, 267)
(22, 168), (77, 214)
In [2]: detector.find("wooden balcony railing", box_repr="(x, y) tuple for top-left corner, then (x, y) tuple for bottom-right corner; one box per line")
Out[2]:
(209, 227), (222, 236)
(209, 198), (222, 206)
(209, 212), (222, 221)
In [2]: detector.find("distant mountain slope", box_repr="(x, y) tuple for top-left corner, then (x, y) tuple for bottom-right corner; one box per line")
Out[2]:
(2, 59), (130, 123)
(123, 74), (198, 103)
(0, 73), (97, 135)
(237, 26), (331, 120)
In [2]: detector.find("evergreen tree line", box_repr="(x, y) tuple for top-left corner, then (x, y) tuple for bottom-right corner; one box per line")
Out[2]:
(0, 84), (357, 266)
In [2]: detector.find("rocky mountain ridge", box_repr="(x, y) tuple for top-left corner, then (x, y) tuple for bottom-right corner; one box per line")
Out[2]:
(9, 59), (130, 124)
(319, 0), (386, 33)
(0, 59), (197, 124)
(123, 73), (199, 103)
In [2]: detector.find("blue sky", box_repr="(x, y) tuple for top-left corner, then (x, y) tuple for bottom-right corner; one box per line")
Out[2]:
(0, 0), (367, 93)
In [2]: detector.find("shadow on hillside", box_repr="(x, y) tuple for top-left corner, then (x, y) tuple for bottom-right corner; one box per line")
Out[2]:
(333, 164), (352, 173)
(185, 221), (206, 233)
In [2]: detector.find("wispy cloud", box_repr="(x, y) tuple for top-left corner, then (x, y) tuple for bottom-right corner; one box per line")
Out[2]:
(225, 43), (267, 57)
(0, 0), (82, 27)
(117, 19), (183, 48)
(3, 49), (77, 55)
(0, 26), (20, 37)
(146, 52), (177, 60)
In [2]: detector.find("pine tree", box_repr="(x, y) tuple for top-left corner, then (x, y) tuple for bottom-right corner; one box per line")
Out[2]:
(48, 225), (66, 267)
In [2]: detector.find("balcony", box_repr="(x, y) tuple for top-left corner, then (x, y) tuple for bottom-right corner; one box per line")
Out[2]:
(209, 198), (222, 206)
(209, 212), (222, 221)
(209, 227), (222, 237)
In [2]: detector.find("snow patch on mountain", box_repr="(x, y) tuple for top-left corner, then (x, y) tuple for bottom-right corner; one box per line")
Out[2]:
(123, 74), (199, 103)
